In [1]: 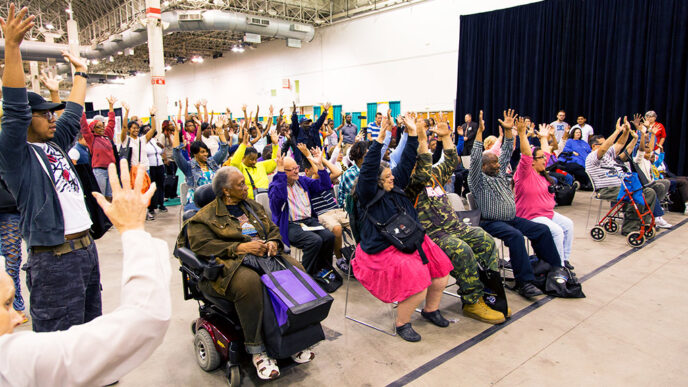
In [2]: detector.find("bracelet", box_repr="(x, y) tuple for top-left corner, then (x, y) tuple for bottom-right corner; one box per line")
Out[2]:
(74, 71), (88, 79)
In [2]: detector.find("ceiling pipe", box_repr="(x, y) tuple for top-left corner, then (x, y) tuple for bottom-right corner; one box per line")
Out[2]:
(0, 9), (315, 62)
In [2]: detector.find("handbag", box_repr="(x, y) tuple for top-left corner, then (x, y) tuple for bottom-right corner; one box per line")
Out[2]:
(246, 169), (268, 196)
(364, 187), (428, 263)
(118, 137), (132, 163)
(456, 209), (481, 227)
(554, 184), (576, 206)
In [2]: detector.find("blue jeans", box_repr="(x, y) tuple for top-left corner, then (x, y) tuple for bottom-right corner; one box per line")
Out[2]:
(93, 167), (112, 197)
(24, 241), (102, 332)
(480, 216), (562, 283)
(0, 212), (23, 311)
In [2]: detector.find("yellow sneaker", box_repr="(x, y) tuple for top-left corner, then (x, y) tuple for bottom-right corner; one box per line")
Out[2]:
(505, 307), (512, 318)
(462, 298), (506, 324)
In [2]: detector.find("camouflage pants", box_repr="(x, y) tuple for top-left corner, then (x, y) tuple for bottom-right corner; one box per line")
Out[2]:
(428, 225), (498, 304)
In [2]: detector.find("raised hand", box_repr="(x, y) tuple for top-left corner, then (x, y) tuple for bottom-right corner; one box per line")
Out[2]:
(92, 160), (155, 233)
(477, 110), (485, 134)
(0, 5), (36, 47)
(194, 101), (201, 110)
(431, 120), (451, 138)
(497, 109), (518, 129)
(275, 151), (284, 172)
(310, 146), (324, 167)
(323, 102), (332, 112)
(242, 104), (248, 113)
(515, 117), (527, 135)
(269, 129), (279, 144)
(61, 50), (88, 72)
(200, 99), (207, 107)
(279, 108), (284, 117)
(39, 68), (61, 92)
(292, 101), (297, 113)
(122, 102), (130, 112)
(296, 143), (311, 158)
(269, 105), (274, 116)
(402, 112), (417, 133)
(106, 95), (118, 107)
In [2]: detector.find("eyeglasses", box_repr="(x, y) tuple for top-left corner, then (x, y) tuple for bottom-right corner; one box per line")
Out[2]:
(284, 166), (300, 173)
(533, 156), (545, 160)
(32, 111), (57, 121)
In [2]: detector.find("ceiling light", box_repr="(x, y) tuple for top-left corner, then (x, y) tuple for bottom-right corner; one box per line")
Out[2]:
(163, 1), (170, 6)
(190, 56), (204, 63)
(45, 23), (54, 30)
(65, 8), (73, 14)
(91, 59), (99, 65)
(164, 65), (172, 71)
(231, 45), (245, 53)
(267, 9), (277, 16)
(213, 0), (225, 5)
(117, 51), (123, 55)
(29, 36), (38, 41)
(135, 72), (146, 77)
(55, 75), (63, 81)
(108, 56), (114, 62)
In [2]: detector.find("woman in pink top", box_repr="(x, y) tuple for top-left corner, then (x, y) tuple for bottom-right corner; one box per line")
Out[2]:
(513, 118), (574, 268)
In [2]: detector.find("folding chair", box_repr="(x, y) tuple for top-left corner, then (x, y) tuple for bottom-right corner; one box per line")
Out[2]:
(344, 262), (397, 336)
(179, 182), (188, 228)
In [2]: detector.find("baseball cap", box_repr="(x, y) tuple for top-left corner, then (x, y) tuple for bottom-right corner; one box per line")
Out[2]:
(27, 92), (65, 112)
(299, 117), (312, 125)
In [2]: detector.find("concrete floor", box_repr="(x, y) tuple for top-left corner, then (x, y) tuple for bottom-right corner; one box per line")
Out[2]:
(15, 191), (688, 386)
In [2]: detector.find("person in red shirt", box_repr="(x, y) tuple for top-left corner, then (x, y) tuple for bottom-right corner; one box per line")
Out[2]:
(82, 96), (117, 200)
(645, 110), (665, 150)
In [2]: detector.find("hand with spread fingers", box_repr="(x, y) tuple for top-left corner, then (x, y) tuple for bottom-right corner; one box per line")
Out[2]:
(92, 160), (156, 233)
(497, 108), (518, 129)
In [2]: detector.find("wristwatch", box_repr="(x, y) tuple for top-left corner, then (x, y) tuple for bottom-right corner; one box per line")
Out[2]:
(74, 71), (88, 79)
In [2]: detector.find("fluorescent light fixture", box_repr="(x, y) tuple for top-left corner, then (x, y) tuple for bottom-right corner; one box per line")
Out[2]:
(125, 48), (135, 56)
(191, 56), (204, 63)
(135, 72), (146, 76)
(91, 59), (99, 65)
(231, 45), (245, 53)
(163, 1), (170, 6)
(117, 51), (123, 55)
(45, 23), (54, 30)
(164, 65), (172, 71)
(108, 56), (114, 62)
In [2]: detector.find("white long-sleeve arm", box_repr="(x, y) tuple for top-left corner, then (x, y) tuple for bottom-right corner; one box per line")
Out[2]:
(0, 230), (172, 387)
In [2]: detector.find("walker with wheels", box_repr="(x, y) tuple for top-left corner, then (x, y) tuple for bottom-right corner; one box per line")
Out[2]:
(589, 170), (655, 247)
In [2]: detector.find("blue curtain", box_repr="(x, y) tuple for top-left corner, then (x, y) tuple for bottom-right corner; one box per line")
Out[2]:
(366, 103), (378, 128)
(313, 106), (321, 118)
(351, 112), (362, 131)
(389, 101), (401, 121)
(456, 0), (688, 174)
(333, 105), (342, 126)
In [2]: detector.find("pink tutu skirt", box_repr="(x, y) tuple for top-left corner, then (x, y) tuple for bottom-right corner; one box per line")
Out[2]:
(352, 235), (454, 303)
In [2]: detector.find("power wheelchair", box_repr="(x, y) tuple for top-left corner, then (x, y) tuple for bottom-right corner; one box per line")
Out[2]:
(175, 184), (299, 386)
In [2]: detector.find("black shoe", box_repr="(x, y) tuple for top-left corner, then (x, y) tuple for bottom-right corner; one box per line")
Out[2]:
(516, 281), (543, 299)
(158, 205), (168, 213)
(396, 323), (421, 342)
(564, 261), (575, 270)
(421, 309), (449, 327)
(146, 210), (155, 221)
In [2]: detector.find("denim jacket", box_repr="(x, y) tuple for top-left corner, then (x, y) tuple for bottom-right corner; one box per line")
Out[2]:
(173, 143), (228, 191)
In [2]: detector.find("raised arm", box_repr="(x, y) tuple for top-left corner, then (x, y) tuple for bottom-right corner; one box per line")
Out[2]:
(468, 110), (486, 188)
(184, 98), (190, 122)
(430, 116), (457, 186)
(104, 96), (117, 139)
(392, 112), (419, 189)
(120, 102), (130, 143)
(595, 118), (623, 159)
(517, 117), (531, 157)
(620, 122), (638, 161)
(201, 99), (209, 123)
(612, 117), (630, 157)
(145, 107), (157, 142)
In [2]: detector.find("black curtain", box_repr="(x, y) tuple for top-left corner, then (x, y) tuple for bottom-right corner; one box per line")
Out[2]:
(456, 0), (688, 174)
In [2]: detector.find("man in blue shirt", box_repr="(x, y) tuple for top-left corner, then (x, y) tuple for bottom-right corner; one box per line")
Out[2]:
(366, 112), (382, 141)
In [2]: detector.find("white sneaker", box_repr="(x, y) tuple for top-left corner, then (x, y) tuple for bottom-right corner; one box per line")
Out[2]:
(655, 217), (672, 229)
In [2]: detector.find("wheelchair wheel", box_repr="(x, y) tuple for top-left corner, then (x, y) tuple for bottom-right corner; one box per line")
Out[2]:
(604, 220), (618, 234)
(194, 328), (221, 371)
(644, 227), (656, 239)
(590, 226), (606, 242)
(626, 232), (645, 248)
(227, 365), (241, 387)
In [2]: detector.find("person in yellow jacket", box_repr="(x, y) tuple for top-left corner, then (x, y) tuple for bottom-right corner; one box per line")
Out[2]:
(226, 128), (280, 199)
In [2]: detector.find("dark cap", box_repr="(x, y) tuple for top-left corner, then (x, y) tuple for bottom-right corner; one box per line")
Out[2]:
(27, 92), (65, 112)
(299, 117), (312, 125)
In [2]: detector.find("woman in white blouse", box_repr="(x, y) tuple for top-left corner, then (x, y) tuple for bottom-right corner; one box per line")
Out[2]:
(120, 107), (157, 170)
(146, 135), (167, 219)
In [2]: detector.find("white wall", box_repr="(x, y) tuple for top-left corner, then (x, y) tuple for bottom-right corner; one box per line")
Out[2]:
(86, 0), (542, 117)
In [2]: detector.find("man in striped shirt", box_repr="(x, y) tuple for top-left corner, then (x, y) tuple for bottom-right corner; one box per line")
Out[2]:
(366, 112), (383, 141)
(468, 110), (562, 299)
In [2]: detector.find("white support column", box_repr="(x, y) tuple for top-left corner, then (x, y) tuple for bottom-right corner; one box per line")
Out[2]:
(146, 0), (167, 130)
(29, 61), (40, 92)
(66, 19), (80, 77)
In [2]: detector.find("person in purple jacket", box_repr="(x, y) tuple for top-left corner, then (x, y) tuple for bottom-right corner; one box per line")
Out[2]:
(268, 150), (335, 279)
